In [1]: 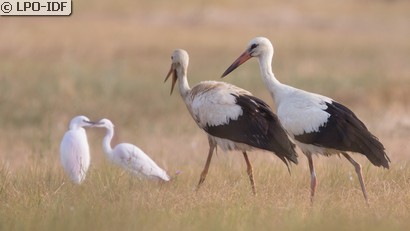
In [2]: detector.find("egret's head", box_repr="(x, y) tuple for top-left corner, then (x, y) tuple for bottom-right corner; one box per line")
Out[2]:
(164, 49), (189, 95)
(69, 115), (95, 130)
(94, 118), (114, 130)
(221, 37), (273, 78)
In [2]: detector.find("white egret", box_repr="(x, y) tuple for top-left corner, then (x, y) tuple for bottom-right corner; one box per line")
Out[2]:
(94, 118), (170, 181)
(60, 115), (95, 184)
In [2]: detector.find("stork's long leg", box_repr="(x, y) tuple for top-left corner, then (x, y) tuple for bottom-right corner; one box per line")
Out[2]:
(242, 151), (256, 195)
(341, 152), (369, 204)
(196, 138), (216, 191)
(306, 153), (317, 204)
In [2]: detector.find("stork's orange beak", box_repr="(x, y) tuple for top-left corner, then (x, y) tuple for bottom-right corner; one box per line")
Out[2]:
(221, 50), (252, 78)
(164, 65), (177, 95)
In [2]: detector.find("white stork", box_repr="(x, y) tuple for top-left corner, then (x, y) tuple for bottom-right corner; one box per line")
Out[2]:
(164, 49), (298, 194)
(222, 37), (390, 203)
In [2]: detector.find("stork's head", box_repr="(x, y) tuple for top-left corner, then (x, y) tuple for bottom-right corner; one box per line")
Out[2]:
(94, 118), (114, 130)
(164, 49), (189, 95)
(221, 37), (273, 78)
(69, 115), (95, 130)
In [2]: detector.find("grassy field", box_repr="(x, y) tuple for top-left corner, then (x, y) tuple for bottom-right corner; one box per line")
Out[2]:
(1, 0), (410, 230)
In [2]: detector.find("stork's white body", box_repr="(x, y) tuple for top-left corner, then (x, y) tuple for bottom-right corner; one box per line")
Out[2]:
(268, 83), (336, 155)
(184, 81), (254, 152)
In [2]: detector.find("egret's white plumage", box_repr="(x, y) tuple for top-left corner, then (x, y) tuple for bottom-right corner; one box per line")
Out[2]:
(60, 115), (94, 184)
(165, 49), (297, 194)
(94, 118), (170, 181)
(222, 37), (390, 203)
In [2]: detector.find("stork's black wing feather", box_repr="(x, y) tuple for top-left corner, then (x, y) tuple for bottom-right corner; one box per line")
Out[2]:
(204, 94), (298, 166)
(294, 101), (390, 168)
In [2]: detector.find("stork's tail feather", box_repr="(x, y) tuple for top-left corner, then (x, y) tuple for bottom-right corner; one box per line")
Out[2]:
(247, 95), (299, 168)
(326, 101), (390, 169)
(358, 133), (390, 169)
(268, 119), (299, 166)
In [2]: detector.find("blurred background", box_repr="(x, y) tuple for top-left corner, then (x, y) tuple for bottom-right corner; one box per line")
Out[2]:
(1, 0), (410, 171)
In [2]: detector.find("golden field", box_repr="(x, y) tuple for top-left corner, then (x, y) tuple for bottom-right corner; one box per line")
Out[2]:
(1, 0), (410, 230)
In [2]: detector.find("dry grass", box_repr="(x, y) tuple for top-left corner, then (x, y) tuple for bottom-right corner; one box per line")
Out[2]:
(1, 0), (410, 230)
(1, 159), (410, 230)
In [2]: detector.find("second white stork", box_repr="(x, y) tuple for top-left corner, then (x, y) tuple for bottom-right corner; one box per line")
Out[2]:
(164, 49), (298, 194)
(222, 37), (390, 203)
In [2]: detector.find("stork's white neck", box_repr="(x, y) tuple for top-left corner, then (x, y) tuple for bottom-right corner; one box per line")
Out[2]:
(177, 67), (191, 100)
(102, 127), (114, 160)
(257, 52), (285, 107)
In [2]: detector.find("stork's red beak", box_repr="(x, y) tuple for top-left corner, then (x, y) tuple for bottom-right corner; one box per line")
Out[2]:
(221, 50), (252, 78)
(164, 65), (177, 95)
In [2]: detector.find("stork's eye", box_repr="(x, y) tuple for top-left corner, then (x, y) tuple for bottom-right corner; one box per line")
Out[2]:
(250, 43), (258, 50)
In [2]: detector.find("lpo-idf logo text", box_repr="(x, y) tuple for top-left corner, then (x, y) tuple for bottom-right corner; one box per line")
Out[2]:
(1, 0), (71, 16)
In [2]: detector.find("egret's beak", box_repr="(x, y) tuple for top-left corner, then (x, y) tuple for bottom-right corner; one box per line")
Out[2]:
(84, 120), (97, 127)
(164, 65), (177, 95)
(93, 120), (107, 127)
(221, 50), (252, 78)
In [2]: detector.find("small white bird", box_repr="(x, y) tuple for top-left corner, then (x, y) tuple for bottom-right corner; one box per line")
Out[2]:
(94, 118), (170, 181)
(60, 115), (95, 184)
(222, 37), (390, 203)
